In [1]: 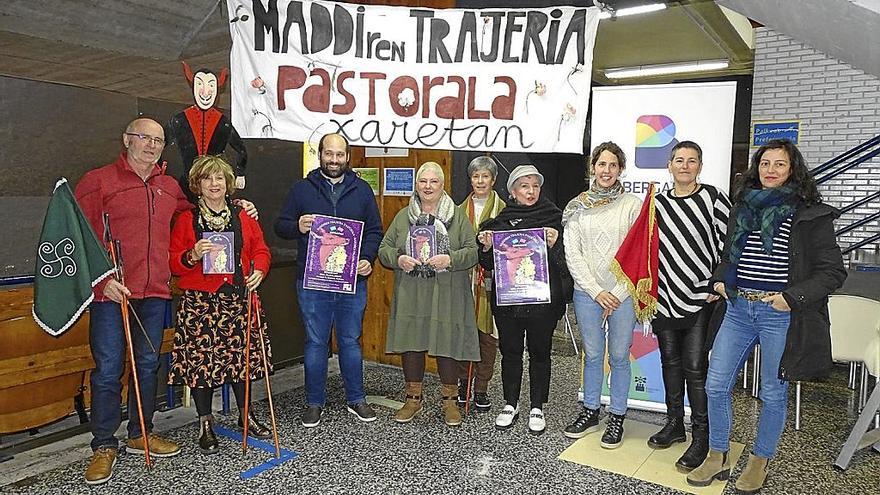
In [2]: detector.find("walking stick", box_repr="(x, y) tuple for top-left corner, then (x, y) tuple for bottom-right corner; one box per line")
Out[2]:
(465, 362), (474, 415)
(110, 238), (152, 468)
(103, 214), (157, 354)
(252, 291), (281, 458)
(242, 280), (254, 452)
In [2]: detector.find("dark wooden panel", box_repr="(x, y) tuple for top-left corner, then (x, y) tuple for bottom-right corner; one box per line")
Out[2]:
(0, 196), (48, 278)
(0, 76), (137, 277)
(236, 138), (303, 253)
(0, 76), (136, 196)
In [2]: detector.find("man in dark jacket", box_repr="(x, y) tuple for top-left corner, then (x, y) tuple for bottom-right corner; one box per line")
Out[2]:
(274, 133), (383, 428)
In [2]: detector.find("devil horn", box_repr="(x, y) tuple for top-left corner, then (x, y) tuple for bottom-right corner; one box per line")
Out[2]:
(218, 68), (229, 88)
(181, 61), (194, 85)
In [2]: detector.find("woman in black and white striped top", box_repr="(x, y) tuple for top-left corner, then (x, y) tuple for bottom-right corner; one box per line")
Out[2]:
(649, 141), (731, 474)
(734, 217), (791, 290)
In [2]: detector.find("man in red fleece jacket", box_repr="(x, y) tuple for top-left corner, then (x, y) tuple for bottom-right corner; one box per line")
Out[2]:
(74, 117), (189, 485)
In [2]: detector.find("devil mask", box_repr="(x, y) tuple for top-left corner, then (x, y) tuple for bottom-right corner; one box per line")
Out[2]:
(183, 62), (228, 111)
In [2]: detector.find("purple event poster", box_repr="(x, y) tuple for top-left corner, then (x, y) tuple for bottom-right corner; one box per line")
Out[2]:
(202, 232), (234, 274)
(409, 225), (436, 262)
(303, 215), (364, 294)
(492, 228), (550, 306)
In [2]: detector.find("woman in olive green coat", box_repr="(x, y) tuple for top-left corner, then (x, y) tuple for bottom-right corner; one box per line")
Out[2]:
(378, 161), (479, 427)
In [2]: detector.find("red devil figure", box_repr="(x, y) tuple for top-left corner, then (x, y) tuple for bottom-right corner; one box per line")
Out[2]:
(314, 227), (350, 271)
(498, 243), (535, 284)
(168, 61), (247, 201)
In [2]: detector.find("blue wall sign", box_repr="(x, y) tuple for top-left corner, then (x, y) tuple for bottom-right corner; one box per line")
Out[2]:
(383, 167), (415, 196)
(752, 121), (799, 146)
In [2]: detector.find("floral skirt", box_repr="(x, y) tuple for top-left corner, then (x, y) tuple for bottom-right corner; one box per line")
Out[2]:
(168, 289), (273, 388)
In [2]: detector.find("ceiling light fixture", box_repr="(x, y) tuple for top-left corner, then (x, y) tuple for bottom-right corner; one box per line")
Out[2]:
(597, 3), (667, 20)
(604, 59), (730, 79)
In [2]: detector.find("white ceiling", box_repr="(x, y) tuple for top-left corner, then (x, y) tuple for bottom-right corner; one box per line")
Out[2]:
(719, 0), (880, 77)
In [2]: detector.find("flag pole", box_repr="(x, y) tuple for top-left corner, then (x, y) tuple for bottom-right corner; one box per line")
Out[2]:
(465, 362), (473, 415)
(101, 212), (158, 353)
(108, 234), (152, 469)
(126, 302), (157, 354)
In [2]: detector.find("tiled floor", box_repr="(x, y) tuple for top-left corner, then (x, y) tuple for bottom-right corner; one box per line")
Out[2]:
(558, 419), (746, 494)
(1, 346), (878, 494)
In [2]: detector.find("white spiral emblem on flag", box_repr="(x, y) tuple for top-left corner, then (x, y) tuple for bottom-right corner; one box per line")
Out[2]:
(38, 238), (77, 278)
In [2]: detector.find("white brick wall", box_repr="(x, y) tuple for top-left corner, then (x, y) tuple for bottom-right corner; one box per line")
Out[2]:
(751, 27), (880, 256)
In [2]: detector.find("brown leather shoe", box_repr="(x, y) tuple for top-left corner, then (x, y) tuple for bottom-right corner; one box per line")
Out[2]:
(126, 433), (181, 458)
(84, 447), (117, 485)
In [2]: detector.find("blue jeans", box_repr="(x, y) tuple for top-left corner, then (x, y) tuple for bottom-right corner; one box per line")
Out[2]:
(573, 289), (637, 416)
(89, 298), (167, 451)
(298, 279), (368, 406)
(706, 296), (791, 458)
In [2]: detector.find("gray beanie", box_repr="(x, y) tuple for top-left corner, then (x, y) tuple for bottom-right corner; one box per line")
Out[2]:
(506, 164), (545, 193)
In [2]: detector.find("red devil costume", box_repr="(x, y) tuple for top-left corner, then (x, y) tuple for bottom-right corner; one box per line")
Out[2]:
(168, 62), (247, 201)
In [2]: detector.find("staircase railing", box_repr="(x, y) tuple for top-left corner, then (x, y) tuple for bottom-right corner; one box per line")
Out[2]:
(812, 134), (880, 256)
(812, 134), (880, 182)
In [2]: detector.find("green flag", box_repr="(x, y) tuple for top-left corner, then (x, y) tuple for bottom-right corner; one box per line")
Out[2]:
(32, 178), (115, 336)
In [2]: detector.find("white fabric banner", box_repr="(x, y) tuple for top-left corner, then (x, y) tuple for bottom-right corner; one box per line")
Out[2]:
(590, 81), (738, 196)
(227, 1), (599, 153)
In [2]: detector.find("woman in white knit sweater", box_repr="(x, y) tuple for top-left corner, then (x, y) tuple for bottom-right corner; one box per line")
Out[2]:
(561, 142), (641, 449)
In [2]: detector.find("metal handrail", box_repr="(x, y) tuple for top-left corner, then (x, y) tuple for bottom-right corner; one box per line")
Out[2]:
(813, 135), (880, 254)
(836, 211), (880, 236)
(0, 275), (33, 286)
(842, 233), (880, 256)
(812, 134), (880, 177)
(815, 146), (880, 185)
(840, 191), (880, 215)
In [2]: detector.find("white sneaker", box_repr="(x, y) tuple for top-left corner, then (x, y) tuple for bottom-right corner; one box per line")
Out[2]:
(495, 404), (519, 429)
(527, 408), (546, 435)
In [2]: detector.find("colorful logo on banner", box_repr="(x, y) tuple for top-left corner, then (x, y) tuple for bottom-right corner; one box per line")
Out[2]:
(601, 328), (664, 402)
(635, 115), (678, 169)
(598, 327), (689, 411)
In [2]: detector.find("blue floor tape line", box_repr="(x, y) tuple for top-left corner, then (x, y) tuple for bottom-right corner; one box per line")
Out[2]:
(214, 425), (298, 479)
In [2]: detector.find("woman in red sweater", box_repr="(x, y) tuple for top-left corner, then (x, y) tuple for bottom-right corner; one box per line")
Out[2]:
(168, 155), (272, 454)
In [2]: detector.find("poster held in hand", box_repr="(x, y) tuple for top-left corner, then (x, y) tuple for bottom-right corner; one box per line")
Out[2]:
(409, 225), (436, 263)
(202, 232), (235, 274)
(303, 215), (364, 294)
(492, 228), (550, 306)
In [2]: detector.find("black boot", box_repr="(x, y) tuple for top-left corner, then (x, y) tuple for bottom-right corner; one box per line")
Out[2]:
(238, 411), (272, 439)
(677, 424), (709, 472)
(648, 416), (686, 449)
(198, 415), (219, 454)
